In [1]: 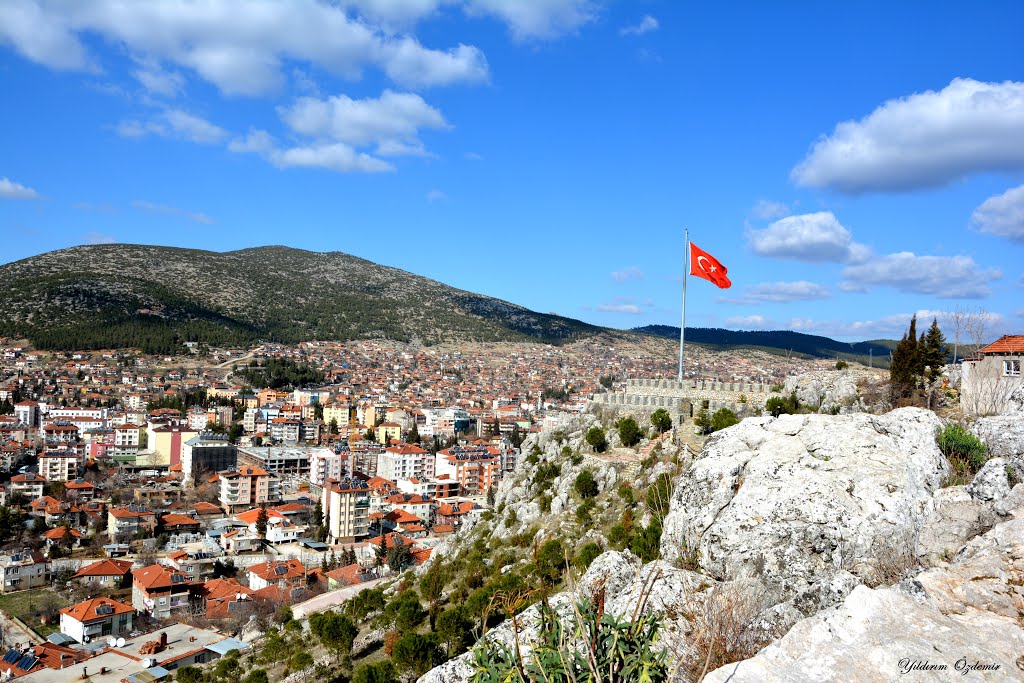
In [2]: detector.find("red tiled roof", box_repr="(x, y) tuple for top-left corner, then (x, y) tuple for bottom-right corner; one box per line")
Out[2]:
(981, 335), (1024, 354)
(133, 563), (189, 590)
(72, 558), (134, 578)
(59, 596), (134, 622)
(247, 558), (306, 582)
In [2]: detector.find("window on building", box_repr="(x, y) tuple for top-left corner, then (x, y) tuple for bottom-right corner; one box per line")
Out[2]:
(1006, 360), (1021, 377)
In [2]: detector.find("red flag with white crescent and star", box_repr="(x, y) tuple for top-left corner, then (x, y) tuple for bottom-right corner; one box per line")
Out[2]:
(689, 242), (731, 289)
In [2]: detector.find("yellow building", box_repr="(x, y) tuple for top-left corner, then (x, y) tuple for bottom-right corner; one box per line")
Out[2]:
(322, 403), (351, 430)
(375, 422), (402, 445)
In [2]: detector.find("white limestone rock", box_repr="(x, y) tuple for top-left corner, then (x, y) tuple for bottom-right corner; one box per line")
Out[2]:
(782, 369), (861, 413)
(703, 513), (1024, 683)
(916, 486), (997, 564)
(966, 457), (1011, 502)
(661, 408), (948, 606)
(970, 416), (1024, 465)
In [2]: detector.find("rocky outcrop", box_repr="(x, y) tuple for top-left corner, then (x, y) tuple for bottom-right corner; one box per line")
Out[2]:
(661, 408), (948, 607)
(703, 513), (1024, 683)
(782, 369), (870, 414)
(916, 486), (997, 563)
(971, 417), (1024, 471)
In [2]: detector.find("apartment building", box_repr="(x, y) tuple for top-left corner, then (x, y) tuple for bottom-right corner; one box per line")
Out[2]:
(38, 450), (82, 482)
(434, 446), (502, 496)
(9, 472), (46, 499)
(107, 506), (156, 541)
(322, 476), (371, 544)
(376, 444), (433, 482)
(308, 448), (347, 486)
(219, 465), (282, 514)
(182, 432), (237, 485)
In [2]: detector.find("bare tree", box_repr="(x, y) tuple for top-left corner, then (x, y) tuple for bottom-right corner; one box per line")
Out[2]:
(948, 306), (969, 364)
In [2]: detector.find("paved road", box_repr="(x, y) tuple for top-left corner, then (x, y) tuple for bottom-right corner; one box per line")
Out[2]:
(292, 578), (387, 619)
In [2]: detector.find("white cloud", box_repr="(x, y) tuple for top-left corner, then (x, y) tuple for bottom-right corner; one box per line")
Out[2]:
(747, 212), (870, 263)
(721, 281), (830, 305)
(597, 296), (647, 314)
(0, 0), (489, 95)
(751, 199), (790, 220)
(131, 200), (214, 224)
(117, 109), (226, 144)
(841, 252), (1001, 299)
(426, 189), (447, 201)
(465, 0), (597, 40)
(133, 58), (185, 97)
(0, 177), (41, 200)
(280, 90), (449, 156)
(229, 128), (395, 173)
(971, 184), (1024, 242)
(620, 15), (659, 36)
(792, 78), (1024, 193)
(725, 315), (774, 329)
(610, 267), (644, 284)
(83, 232), (117, 245)
(269, 144), (395, 174)
(790, 309), (1006, 339)
(464, 151), (483, 161)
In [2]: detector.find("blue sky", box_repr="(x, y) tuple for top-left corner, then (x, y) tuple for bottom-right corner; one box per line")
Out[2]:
(2, 1), (1023, 342)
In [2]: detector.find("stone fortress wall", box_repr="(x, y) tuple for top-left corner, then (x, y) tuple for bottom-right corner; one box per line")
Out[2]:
(591, 378), (778, 424)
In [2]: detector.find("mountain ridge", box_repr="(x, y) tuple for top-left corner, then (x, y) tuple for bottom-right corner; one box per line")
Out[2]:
(0, 244), (606, 352)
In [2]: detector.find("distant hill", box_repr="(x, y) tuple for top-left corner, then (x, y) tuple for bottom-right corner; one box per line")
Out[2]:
(0, 244), (606, 353)
(632, 325), (894, 367)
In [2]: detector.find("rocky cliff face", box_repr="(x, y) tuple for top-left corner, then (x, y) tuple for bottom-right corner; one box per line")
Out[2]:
(420, 408), (1024, 683)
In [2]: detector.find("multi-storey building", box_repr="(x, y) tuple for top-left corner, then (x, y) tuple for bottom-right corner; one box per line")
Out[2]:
(107, 506), (157, 541)
(9, 472), (46, 499)
(182, 432), (237, 485)
(147, 424), (199, 467)
(434, 446), (502, 496)
(322, 476), (371, 543)
(38, 450), (82, 482)
(308, 448), (346, 486)
(376, 444), (433, 482)
(219, 465), (282, 513)
(237, 446), (311, 478)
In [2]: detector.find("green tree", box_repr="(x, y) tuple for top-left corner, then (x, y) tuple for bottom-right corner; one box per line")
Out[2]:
(585, 426), (608, 453)
(176, 666), (205, 683)
(765, 392), (799, 417)
(436, 605), (473, 656)
(535, 539), (566, 587)
(710, 407), (739, 432)
(329, 418), (339, 434)
(890, 315), (921, 403)
(650, 408), (672, 434)
(574, 542), (602, 570)
(617, 416), (642, 447)
(319, 612), (358, 660)
(921, 318), (948, 384)
(255, 504), (268, 539)
(573, 469), (598, 499)
(243, 671), (268, 683)
(693, 405), (711, 434)
(353, 661), (397, 683)
(392, 633), (443, 680)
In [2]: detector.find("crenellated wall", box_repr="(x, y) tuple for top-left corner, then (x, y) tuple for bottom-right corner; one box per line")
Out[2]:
(591, 377), (779, 422)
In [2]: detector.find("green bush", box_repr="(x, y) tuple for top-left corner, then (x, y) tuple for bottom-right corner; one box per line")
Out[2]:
(617, 483), (635, 505)
(574, 542), (602, 570)
(538, 494), (551, 514)
(353, 660), (398, 683)
(937, 424), (988, 474)
(607, 524), (630, 550)
(836, 360), (849, 370)
(574, 469), (599, 499)
(576, 499), (595, 527)
(585, 426), (608, 453)
(766, 392), (799, 417)
(532, 461), (561, 490)
(617, 416), (642, 447)
(710, 407), (739, 432)
(650, 408), (672, 434)
(536, 539), (566, 586)
(630, 520), (662, 562)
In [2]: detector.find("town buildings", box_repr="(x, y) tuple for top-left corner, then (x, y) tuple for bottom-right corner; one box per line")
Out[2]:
(322, 476), (371, 543)
(219, 465), (282, 513)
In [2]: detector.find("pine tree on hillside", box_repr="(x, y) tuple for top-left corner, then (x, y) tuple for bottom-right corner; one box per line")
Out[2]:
(921, 318), (948, 384)
(890, 315), (920, 404)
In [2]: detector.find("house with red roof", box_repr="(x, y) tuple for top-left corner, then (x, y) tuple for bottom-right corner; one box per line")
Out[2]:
(246, 558), (307, 591)
(962, 334), (1024, 415)
(132, 563), (192, 620)
(43, 526), (83, 549)
(58, 596), (134, 643)
(0, 642), (87, 678)
(71, 558), (134, 588)
(195, 577), (255, 619)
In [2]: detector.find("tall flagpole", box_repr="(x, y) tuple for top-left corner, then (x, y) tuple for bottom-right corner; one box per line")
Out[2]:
(678, 229), (689, 383)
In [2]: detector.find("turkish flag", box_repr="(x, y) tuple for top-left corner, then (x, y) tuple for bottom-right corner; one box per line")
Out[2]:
(689, 242), (731, 289)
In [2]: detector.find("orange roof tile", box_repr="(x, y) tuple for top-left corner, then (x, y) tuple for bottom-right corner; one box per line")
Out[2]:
(981, 335), (1024, 354)
(59, 596), (134, 622)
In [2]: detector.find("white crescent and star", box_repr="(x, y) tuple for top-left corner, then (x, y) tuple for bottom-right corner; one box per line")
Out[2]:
(696, 255), (717, 273)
